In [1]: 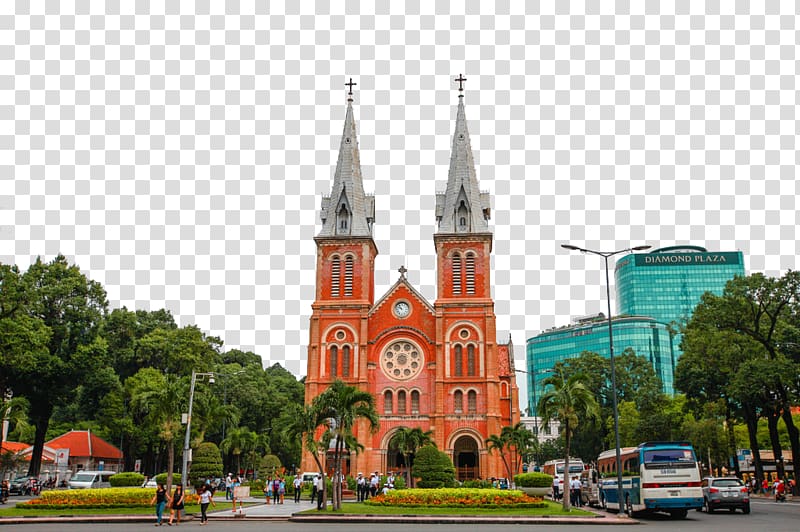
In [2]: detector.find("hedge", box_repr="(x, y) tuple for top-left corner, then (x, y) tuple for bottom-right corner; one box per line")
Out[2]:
(109, 472), (145, 487)
(21, 487), (200, 509)
(365, 488), (545, 508)
(514, 472), (554, 488)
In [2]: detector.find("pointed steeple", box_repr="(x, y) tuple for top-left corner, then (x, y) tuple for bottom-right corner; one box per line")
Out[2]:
(435, 75), (491, 234)
(318, 79), (375, 237)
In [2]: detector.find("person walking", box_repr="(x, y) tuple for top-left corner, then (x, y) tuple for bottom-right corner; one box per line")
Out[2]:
(552, 474), (560, 500)
(150, 483), (169, 526)
(167, 484), (185, 525)
(198, 485), (215, 525)
(310, 474), (319, 503)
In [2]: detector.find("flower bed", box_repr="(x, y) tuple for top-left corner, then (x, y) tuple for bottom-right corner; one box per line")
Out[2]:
(364, 488), (546, 508)
(20, 487), (199, 509)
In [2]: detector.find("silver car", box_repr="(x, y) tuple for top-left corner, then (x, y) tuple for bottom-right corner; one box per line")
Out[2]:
(701, 477), (750, 514)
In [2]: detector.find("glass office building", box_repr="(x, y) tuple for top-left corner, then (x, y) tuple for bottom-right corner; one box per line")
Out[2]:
(615, 245), (746, 328)
(525, 315), (675, 416)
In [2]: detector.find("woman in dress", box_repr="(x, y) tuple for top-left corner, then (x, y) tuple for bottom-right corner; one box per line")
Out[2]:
(167, 484), (185, 525)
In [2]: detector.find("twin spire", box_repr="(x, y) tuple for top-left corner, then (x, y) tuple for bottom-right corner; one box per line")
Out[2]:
(318, 75), (491, 239)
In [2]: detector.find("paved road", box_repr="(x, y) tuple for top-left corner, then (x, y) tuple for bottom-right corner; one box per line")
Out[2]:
(1, 496), (797, 531)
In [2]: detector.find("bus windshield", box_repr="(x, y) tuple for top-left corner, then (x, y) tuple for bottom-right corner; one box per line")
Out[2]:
(643, 448), (695, 463)
(556, 465), (585, 474)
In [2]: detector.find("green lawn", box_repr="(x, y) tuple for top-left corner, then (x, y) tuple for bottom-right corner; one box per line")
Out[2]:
(298, 500), (594, 516)
(0, 501), (259, 518)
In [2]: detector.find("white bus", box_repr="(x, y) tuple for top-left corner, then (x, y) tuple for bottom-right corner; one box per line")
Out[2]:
(597, 441), (703, 519)
(542, 458), (585, 498)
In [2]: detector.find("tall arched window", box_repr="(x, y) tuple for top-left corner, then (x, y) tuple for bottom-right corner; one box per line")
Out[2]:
(342, 345), (351, 377)
(411, 390), (420, 414)
(454, 344), (463, 376)
(397, 391), (406, 414)
(452, 253), (462, 295)
(454, 390), (463, 413)
(329, 345), (338, 377)
(467, 390), (477, 413)
(344, 256), (354, 297)
(465, 252), (476, 294)
(384, 391), (393, 414)
(331, 257), (341, 297)
(467, 344), (476, 376)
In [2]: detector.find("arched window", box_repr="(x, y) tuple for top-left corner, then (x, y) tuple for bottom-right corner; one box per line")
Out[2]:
(452, 253), (462, 295)
(411, 391), (420, 414)
(467, 344), (476, 376)
(342, 345), (351, 377)
(344, 256), (354, 297)
(465, 252), (475, 294)
(467, 390), (477, 413)
(329, 345), (338, 377)
(454, 390), (463, 414)
(397, 391), (406, 414)
(331, 257), (340, 297)
(384, 391), (393, 415)
(454, 344), (463, 376)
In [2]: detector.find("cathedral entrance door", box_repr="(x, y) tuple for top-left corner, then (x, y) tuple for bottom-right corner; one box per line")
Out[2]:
(453, 436), (479, 481)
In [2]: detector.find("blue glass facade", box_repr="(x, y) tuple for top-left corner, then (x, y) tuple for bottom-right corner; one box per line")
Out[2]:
(615, 246), (746, 328)
(525, 316), (675, 416)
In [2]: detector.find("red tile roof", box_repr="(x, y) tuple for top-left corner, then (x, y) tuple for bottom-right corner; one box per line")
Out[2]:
(1, 441), (27, 453)
(45, 430), (122, 460)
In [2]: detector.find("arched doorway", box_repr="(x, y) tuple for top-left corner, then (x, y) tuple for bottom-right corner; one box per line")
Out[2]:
(453, 436), (479, 481)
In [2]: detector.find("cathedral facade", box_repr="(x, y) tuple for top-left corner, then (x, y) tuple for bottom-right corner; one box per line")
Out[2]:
(303, 79), (520, 481)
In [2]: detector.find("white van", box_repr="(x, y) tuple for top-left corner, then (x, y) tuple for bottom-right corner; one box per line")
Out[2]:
(68, 470), (116, 489)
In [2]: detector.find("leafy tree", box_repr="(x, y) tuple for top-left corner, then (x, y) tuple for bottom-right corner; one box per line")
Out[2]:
(486, 423), (536, 484)
(189, 442), (224, 485)
(259, 454), (283, 480)
(220, 426), (258, 476)
(313, 380), (379, 510)
(281, 403), (330, 508)
(136, 325), (221, 376)
(413, 444), (456, 488)
(389, 426), (434, 487)
(11, 256), (108, 476)
(129, 368), (186, 490)
(538, 367), (599, 511)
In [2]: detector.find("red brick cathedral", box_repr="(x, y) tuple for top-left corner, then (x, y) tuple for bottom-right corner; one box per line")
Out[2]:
(303, 78), (520, 481)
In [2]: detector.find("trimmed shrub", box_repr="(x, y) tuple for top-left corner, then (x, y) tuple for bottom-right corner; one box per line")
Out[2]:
(413, 445), (456, 489)
(258, 454), (282, 479)
(462, 479), (493, 489)
(154, 472), (181, 486)
(514, 472), (553, 488)
(109, 472), (145, 487)
(189, 442), (223, 485)
(365, 488), (546, 508)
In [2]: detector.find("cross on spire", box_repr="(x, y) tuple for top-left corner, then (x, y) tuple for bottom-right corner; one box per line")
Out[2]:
(398, 265), (407, 279)
(345, 78), (357, 101)
(455, 73), (467, 96)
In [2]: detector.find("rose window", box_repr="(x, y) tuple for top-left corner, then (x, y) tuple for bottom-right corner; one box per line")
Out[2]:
(381, 341), (423, 380)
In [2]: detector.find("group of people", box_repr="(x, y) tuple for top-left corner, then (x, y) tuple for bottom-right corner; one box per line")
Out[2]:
(150, 483), (216, 526)
(550, 475), (583, 506)
(749, 475), (797, 502)
(356, 471), (395, 501)
(262, 475), (287, 504)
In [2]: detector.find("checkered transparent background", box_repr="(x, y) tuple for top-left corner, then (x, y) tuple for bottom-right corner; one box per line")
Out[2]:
(3, 2), (799, 399)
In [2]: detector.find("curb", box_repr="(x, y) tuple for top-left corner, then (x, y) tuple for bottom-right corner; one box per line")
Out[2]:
(289, 514), (637, 525)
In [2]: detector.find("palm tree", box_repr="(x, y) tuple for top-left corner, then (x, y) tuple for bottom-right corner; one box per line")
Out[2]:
(537, 367), (599, 511)
(390, 427), (434, 487)
(131, 373), (186, 491)
(282, 402), (332, 509)
(220, 426), (258, 477)
(314, 380), (379, 510)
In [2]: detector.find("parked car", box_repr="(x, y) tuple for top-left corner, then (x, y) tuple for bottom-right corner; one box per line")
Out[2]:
(68, 470), (115, 489)
(8, 476), (29, 496)
(701, 476), (750, 514)
(141, 478), (158, 488)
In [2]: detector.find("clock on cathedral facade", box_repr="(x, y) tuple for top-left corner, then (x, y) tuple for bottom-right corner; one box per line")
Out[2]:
(303, 77), (520, 482)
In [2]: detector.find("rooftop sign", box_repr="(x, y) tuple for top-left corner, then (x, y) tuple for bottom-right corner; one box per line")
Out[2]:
(633, 252), (741, 266)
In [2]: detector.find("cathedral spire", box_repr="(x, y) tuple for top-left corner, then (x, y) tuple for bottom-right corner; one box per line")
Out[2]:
(435, 75), (491, 234)
(318, 79), (375, 237)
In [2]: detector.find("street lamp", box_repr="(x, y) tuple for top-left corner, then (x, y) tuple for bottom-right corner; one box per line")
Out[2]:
(182, 371), (215, 493)
(561, 243), (651, 513)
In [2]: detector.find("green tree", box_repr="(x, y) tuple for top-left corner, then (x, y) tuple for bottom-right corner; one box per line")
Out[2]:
(12, 256), (108, 476)
(281, 403), (330, 508)
(389, 427), (434, 487)
(413, 444), (456, 488)
(220, 426), (258, 477)
(313, 380), (379, 510)
(129, 369), (186, 490)
(486, 423), (536, 484)
(538, 367), (600, 511)
(189, 442), (224, 486)
(259, 454), (283, 480)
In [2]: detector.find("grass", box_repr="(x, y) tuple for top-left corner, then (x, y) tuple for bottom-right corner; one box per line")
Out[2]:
(297, 500), (594, 516)
(0, 501), (259, 518)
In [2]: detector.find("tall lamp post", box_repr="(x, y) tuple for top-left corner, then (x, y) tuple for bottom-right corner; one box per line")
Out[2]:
(561, 243), (651, 513)
(182, 371), (215, 493)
